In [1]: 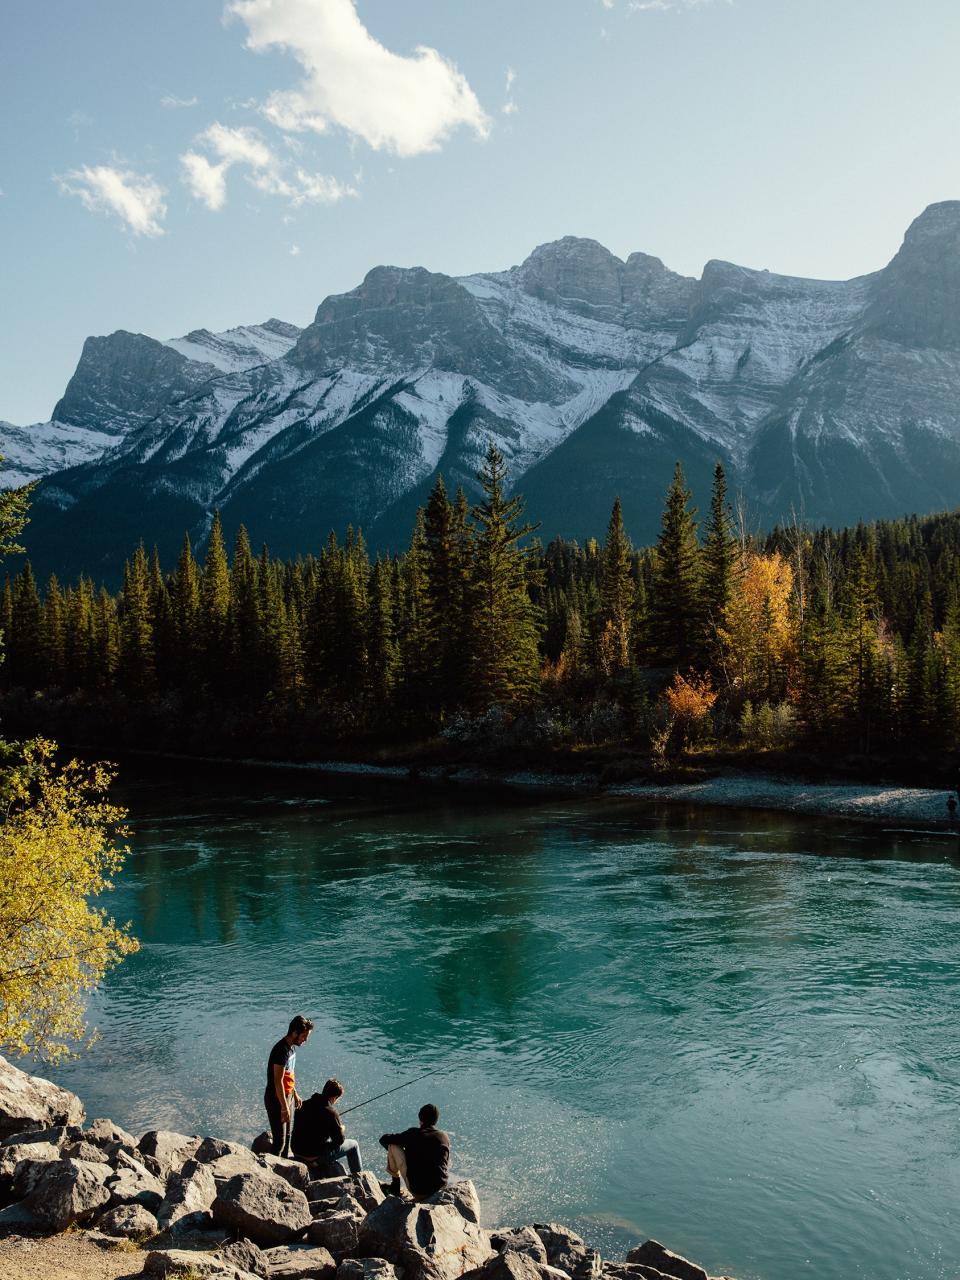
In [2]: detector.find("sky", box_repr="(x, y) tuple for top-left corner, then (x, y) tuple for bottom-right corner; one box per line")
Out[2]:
(2, 0), (959, 425)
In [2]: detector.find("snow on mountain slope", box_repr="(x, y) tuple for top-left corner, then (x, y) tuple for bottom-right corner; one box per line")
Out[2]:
(0, 420), (118, 487)
(165, 319), (301, 373)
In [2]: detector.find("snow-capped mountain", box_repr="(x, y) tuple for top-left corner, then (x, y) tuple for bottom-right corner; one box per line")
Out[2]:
(6, 202), (960, 581)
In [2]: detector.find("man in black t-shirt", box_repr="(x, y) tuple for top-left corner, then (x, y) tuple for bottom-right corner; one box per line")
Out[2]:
(379, 1102), (450, 1200)
(292, 1077), (362, 1173)
(264, 1014), (314, 1157)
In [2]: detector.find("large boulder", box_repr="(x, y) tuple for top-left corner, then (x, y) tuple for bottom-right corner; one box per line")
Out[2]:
(219, 1238), (270, 1278)
(426, 1181), (481, 1225)
(96, 1201), (160, 1238)
(18, 1156), (112, 1231)
(86, 1117), (137, 1150)
(307, 1177), (354, 1201)
(106, 1155), (166, 1212)
(624, 1243), (708, 1280)
(251, 1131), (274, 1156)
(264, 1242), (338, 1279)
(467, 1253), (546, 1280)
(533, 1225), (601, 1280)
(212, 1169), (313, 1246)
(0, 1198), (43, 1232)
(142, 1248), (261, 1279)
(62, 1138), (112, 1164)
(261, 1153), (311, 1192)
(139, 1129), (203, 1174)
(0, 1140), (61, 1199)
(356, 1196), (495, 1280)
(337, 1262), (398, 1280)
(157, 1157), (218, 1231)
(0, 1124), (75, 1150)
(490, 1229), (548, 1265)
(0, 1054), (85, 1140)
(307, 1206), (365, 1255)
(350, 1171), (386, 1214)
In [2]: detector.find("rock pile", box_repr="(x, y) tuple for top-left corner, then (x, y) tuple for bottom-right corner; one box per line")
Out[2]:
(0, 1055), (736, 1280)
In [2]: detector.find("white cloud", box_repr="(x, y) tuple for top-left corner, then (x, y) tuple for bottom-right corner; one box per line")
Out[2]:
(627, 0), (729, 9)
(58, 165), (167, 236)
(181, 121), (355, 209)
(227, 0), (490, 157)
(161, 94), (200, 109)
(290, 244), (300, 256)
(503, 67), (518, 116)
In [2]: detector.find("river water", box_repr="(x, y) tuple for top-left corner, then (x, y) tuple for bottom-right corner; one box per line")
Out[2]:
(46, 763), (960, 1280)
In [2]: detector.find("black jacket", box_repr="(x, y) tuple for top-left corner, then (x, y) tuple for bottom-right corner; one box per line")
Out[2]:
(292, 1094), (345, 1158)
(379, 1125), (450, 1198)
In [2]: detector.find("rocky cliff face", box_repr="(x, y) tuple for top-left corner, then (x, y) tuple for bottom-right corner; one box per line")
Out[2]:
(5, 203), (960, 580)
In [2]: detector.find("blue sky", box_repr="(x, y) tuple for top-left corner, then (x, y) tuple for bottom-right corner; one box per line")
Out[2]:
(2, 0), (958, 424)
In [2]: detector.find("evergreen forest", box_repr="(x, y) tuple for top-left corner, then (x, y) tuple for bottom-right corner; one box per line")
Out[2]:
(4, 443), (960, 781)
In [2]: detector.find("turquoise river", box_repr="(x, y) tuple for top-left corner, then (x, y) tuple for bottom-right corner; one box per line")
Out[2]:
(46, 763), (960, 1280)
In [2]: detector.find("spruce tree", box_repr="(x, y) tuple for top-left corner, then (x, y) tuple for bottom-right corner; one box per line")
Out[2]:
(118, 544), (155, 694)
(200, 511), (231, 692)
(702, 462), (738, 659)
(597, 497), (633, 674)
(468, 442), (541, 708)
(648, 463), (703, 669)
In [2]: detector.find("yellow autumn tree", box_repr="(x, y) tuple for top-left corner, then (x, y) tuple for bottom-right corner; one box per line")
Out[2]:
(719, 551), (796, 700)
(663, 671), (718, 749)
(0, 739), (139, 1060)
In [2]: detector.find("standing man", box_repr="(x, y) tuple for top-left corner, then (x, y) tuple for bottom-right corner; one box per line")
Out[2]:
(379, 1103), (450, 1200)
(265, 1015), (314, 1157)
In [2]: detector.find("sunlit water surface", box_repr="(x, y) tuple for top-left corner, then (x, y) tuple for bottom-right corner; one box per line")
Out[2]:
(46, 763), (960, 1280)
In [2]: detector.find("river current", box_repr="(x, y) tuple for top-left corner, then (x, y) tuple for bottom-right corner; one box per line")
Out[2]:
(47, 763), (960, 1280)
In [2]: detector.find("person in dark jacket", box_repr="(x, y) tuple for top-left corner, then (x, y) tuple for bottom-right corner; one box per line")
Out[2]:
(379, 1103), (450, 1200)
(292, 1077), (362, 1173)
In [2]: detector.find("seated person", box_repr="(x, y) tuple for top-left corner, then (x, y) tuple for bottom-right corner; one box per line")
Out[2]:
(291, 1077), (362, 1174)
(379, 1102), (450, 1200)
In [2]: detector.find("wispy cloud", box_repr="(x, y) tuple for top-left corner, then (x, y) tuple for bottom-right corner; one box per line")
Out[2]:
(181, 121), (356, 210)
(627, 0), (731, 10)
(227, 0), (490, 157)
(290, 244), (301, 256)
(503, 67), (518, 117)
(161, 94), (200, 109)
(57, 165), (167, 236)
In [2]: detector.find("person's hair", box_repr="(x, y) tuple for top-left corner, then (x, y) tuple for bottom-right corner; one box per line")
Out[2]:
(321, 1078), (344, 1102)
(418, 1103), (439, 1126)
(288, 1015), (314, 1036)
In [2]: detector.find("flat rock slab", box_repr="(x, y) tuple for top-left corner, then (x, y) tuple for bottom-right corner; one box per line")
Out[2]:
(0, 1054), (85, 1141)
(263, 1242), (338, 1279)
(143, 1247), (261, 1279)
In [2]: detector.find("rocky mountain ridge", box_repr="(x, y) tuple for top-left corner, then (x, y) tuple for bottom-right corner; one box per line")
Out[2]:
(5, 202), (960, 581)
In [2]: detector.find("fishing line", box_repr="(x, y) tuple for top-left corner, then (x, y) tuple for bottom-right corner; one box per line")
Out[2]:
(340, 1065), (447, 1116)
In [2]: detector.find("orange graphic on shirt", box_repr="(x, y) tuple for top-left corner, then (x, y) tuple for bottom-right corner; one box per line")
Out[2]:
(282, 1069), (295, 1095)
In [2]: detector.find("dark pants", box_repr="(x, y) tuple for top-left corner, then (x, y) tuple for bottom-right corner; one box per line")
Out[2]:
(264, 1089), (293, 1157)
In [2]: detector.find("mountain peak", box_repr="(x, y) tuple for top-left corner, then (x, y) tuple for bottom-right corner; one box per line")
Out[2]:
(864, 200), (960, 348)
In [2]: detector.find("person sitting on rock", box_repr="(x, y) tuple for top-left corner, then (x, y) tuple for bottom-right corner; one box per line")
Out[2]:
(292, 1077), (363, 1174)
(379, 1102), (450, 1200)
(265, 1014), (314, 1158)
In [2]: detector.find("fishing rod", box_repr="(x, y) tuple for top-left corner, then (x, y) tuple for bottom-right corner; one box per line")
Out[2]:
(339, 1066), (446, 1116)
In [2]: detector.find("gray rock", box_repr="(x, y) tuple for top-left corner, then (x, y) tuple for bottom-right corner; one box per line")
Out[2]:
(63, 1139), (112, 1164)
(348, 1171), (385, 1215)
(157, 1157), (218, 1230)
(252, 1131), (274, 1156)
(143, 1247), (261, 1279)
(307, 1208), (364, 1255)
(336, 1261), (398, 1280)
(307, 1177), (353, 1201)
(491, 1229), (548, 1265)
(0, 1054), (85, 1140)
(603, 1266), (674, 1280)
(206, 1150), (267, 1185)
(1, 1141), (61, 1198)
(139, 1129), (203, 1174)
(469, 1253), (546, 1280)
(425, 1180), (481, 1224)
(264, 1242), (338, 1279)
(309, 1197), (342, 1218)
(0, 1125), (74, 1150)
(198, 1136), (257, 1164)
(0, 1199), (44, 1232)
(86, 1117), (138, 1150)
(96, 1201), (160, 1238)
(107, 1157), (166, 1212)
(356, 1196), (495, 1280)
(261, 1153), (311, 1191)
(19, 1156), (112, 1231)
(624, 1243), (708, 1280)
(212, 1169), (313, 1246)
(220, 1238), (270, 1278)
(533, 1225), (601, 1280)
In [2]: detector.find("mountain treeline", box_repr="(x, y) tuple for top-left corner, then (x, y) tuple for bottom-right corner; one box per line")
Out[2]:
(4, 443), (960, 769)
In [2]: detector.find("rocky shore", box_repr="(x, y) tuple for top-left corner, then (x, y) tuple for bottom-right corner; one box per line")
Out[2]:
(0, 1056), (736, 1280)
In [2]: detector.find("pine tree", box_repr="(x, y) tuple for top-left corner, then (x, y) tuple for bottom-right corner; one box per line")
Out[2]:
(171, 534), (201, 689)
(118, 544), (155, 694)
(367, 555), (399, 708)
(200, 511), (231, 693)
(229, 525), (262, 697)
(702, 462), (738, 661)
(648, 463), (703, 669)
(468, 442), (542, 708)
(42, 575), (66, 686)
(596, 497), (633, 675)
(9, 563), (43, 689)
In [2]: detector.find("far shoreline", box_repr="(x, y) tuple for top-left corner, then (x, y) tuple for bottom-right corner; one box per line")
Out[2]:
(114, 748), (960, 836)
